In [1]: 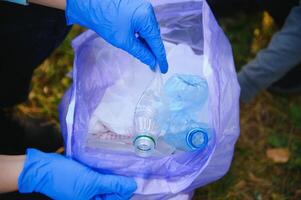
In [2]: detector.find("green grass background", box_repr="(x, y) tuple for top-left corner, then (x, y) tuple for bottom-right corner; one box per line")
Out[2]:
(16, 12), (301, 200)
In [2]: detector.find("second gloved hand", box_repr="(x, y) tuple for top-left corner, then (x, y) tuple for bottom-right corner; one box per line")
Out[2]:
(66, 0), (168, 73)
(18, 149), (137, 200)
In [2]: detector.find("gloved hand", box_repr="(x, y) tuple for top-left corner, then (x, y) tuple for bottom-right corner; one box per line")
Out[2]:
(65, 0), (168, 73)
(18, 149), (137, 200)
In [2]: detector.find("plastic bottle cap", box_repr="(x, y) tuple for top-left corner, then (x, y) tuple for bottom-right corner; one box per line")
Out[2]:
(186, 128), (208, 150)
(133, 135), (156, 157)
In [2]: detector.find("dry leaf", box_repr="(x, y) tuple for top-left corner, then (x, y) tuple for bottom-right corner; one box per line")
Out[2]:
(56, 147), (65, 154)
(266, 148), (290, 163)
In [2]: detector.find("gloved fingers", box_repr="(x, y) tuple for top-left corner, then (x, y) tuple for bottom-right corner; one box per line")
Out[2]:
(134, 3), (168, 73)
(142, 34), (168, 74)
(126, 36), (157, 71)
(94, 196), (103, 200)
(93, 194), (121, 200)
(102, 194), (124, 200)
(93, 195), (125, 200)
(93, 174), (137, 196)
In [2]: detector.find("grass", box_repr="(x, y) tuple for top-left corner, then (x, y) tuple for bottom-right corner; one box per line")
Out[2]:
(15, 11), (301, 200)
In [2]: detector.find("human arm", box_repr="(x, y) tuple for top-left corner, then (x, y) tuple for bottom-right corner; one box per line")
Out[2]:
(28, 0), (65, 10)
(1, 149), (137, 200)
(0, 155), (25, 193)
(238, 2), (301, 102)
(27, 0), (168, 73)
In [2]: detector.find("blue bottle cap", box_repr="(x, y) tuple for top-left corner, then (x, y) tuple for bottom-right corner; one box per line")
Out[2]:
(186, 128), (208, 150)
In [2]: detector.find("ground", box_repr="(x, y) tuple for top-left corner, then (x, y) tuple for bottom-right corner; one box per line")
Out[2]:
(15, 11), (301, 200)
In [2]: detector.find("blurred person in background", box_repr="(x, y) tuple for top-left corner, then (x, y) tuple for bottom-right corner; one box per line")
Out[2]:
(0, 0), (168, 199)
(208, 0), (301, 102)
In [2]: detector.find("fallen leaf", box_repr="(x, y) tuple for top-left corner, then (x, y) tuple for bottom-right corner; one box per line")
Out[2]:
(56, 147), (65, 154)
(266, 148), (290, 163)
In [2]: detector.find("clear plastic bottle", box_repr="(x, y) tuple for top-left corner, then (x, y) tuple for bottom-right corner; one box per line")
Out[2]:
(133, 73), (210, 155)
(133, 69), (164, 157)
(163, 113), (210, 151)
(160, 74), (210, 151)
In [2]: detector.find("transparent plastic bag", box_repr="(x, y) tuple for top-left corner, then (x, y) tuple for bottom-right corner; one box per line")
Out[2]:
(59, 0), (240, 199)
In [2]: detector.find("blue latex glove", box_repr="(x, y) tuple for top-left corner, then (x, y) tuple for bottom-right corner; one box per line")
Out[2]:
(65, 0), (168, 73)
(18, 149), (137, 200)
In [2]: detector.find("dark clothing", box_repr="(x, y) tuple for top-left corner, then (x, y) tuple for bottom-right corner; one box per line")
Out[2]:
(0, 1), (70, 151)
(0, 2), (70, 198)
(0, 2), (71, 108)
(238, 2), (301, 101)
(0, 1), (70, 149)
(208, 0), (301, 102)
(207, 0), (300, 27)
(259, 0), (300, 27)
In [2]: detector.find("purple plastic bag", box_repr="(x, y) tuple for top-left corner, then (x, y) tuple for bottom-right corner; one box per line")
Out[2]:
(59, 0), (240, 199)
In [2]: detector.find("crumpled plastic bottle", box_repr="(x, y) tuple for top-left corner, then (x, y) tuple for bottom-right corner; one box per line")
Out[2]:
(164, 74), (209, 112)
(163, 113), (210, 151)
(159, 74), (211, 152)
(133, 72), (211, 156)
